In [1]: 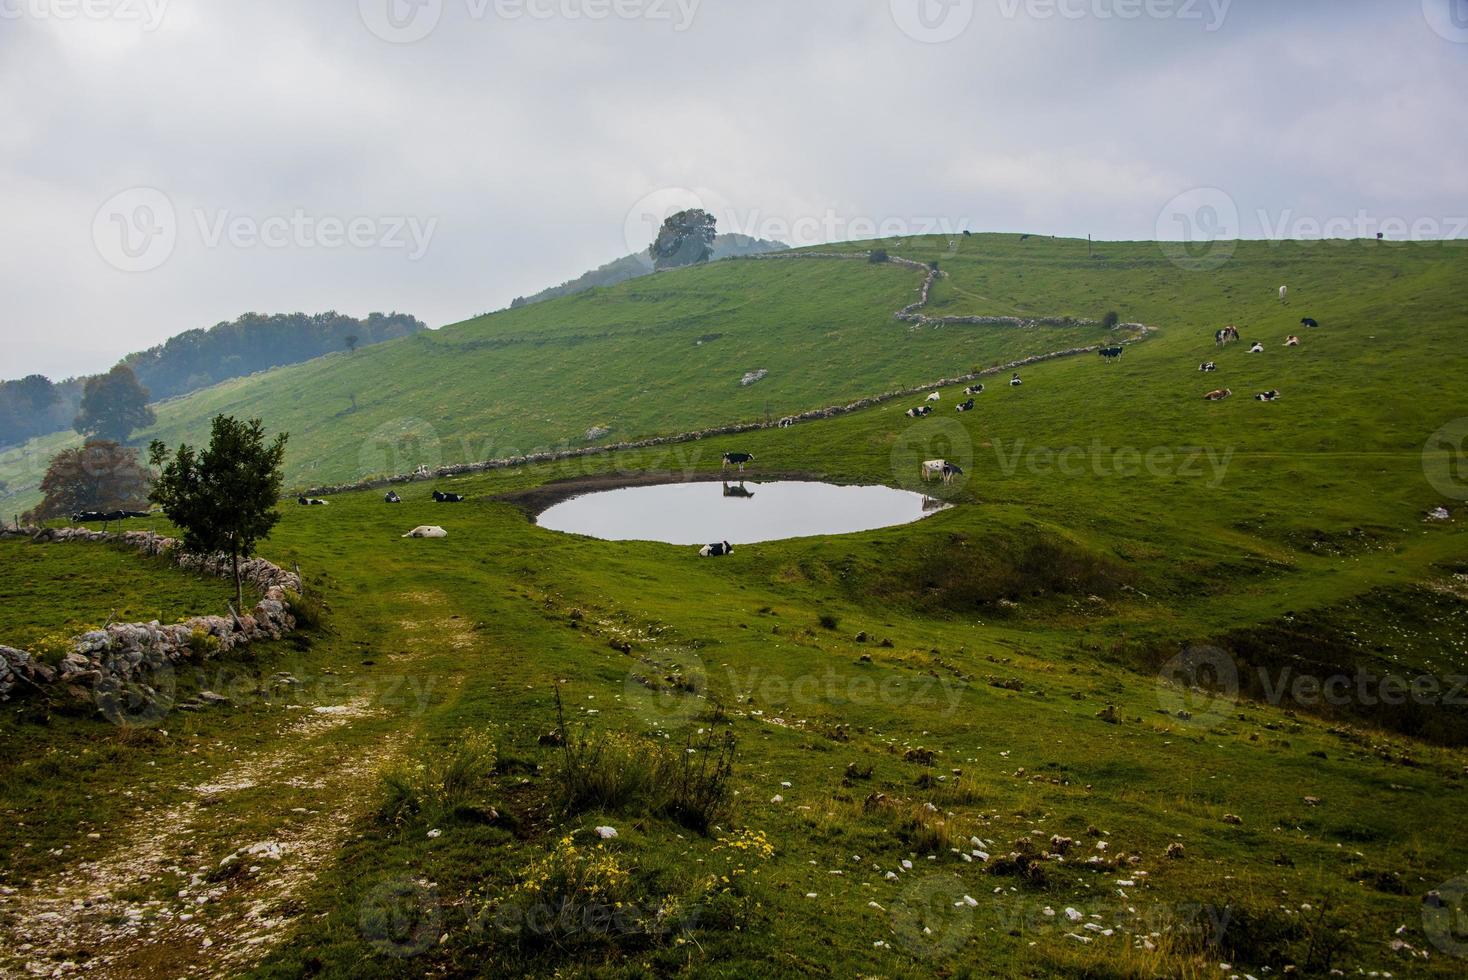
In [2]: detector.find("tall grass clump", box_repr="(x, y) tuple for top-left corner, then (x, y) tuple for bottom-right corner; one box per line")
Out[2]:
(377, 729), (497, 827)
(553, 691), (736, 833)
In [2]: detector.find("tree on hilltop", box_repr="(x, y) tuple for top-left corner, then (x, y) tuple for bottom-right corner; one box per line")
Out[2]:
(650, 209), (717, 270)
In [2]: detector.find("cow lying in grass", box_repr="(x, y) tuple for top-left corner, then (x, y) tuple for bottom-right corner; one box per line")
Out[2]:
(1199, 361), (1217, 372)
(925, 392), (941, 402)
(956, 399), (975, 413)
(385, 491), (402, 503)
(403, 526), (448, 539)
(1203, 388), (1232, 401)
(1010, 373), (1023, 387)
(1255, 389), (1281, 402)
(72, 510), (150, 523)
(905, 405), (934, 418)
(432, 491), (465, 503)
(1248, 342), (1265, 353)
(298, 497), (329, 506)
(1300, 317), (1319, 329)
(1285, 335), (1300, 347)
(699, 541), (734, 557)
(965, 384), (985, 396)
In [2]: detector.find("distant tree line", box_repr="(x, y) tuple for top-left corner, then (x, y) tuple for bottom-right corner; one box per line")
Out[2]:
(0, 311), (425, 448)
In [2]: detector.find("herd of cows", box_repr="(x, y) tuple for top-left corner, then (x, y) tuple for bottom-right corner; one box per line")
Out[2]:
(1201, 310), (1320, 402)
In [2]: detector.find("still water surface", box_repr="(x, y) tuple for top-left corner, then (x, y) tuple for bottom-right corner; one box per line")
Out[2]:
(536, 480), (947, 545)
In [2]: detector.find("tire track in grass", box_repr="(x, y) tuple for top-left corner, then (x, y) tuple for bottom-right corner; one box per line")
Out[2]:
(0, 592), (475, 978)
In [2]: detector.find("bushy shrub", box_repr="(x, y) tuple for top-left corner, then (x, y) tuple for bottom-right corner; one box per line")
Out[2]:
(1102, 310), (1121, 329)
(868, 248), (889, 263)
(283, 587), (329, 632)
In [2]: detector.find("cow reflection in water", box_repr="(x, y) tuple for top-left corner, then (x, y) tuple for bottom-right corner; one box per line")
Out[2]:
(921, 496), (946, 512)
(722, 482), (756, 500)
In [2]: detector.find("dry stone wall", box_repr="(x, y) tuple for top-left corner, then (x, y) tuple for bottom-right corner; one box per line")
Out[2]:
(0, 525), (299, 705)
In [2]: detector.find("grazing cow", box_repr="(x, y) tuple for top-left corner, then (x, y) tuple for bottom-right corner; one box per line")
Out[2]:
(402, 526), (448, 539)
(722, 482), (755, 499)
(777, 416), (797, 429)
(1248, 342), (1265, 353)
(905, 405), (934, 418)
(432, 490), (465, 503)
(1010, 373), (1023, 387)
(1098, 346), (1124, 360)
(956, 399), (975, 413)
(385, 491), (402, 503)
(1203, 388), (1232, 401)
(964, 384), (985, 396)
(926, 392), (941, 402)
(1199, 361), (1217, 372)
(1300, 317), (1319, 329)
(1279, 285), (1289, 303)
(1254, 389), (1281, 402)
(699, 541), (734, 557)
(921, 460), (964, 484)
(722, 452), (754, 472)
(1215, 326), (1240, 346)
(298, 496), (329, 506)
(1284, 335), (1300, 347)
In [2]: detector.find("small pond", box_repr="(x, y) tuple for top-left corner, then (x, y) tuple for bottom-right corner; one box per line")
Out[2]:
(535, 480), (948, 545)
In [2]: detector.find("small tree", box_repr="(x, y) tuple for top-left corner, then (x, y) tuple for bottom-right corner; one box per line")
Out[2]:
(650, 209), (717, 270)
(25, 441), (151, 522)
(149, 416), (288, 610)
(1102, 311), (1120, 330)
(75, 365), (156, 443)
(869, 248), (889, 264)
(345, 334), (359, 354)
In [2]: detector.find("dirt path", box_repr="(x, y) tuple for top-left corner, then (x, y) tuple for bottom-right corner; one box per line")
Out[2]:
(0, 592), (473, 979)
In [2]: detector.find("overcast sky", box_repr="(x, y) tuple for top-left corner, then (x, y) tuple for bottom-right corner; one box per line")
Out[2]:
(4, 0), (1466, 380)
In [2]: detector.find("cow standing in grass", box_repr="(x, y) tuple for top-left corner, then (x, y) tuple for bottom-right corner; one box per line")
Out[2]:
(699, 541), (734, 557)
(722, 452), (754, 473)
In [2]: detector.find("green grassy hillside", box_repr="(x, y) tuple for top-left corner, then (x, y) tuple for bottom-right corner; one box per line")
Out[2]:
(1, 235), (1465, 977)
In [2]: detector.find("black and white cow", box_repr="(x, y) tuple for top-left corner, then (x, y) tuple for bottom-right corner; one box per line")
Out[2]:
(1199, 361), (1217, 372)
(298, 496), (329, 506)
(1010, 373), (1023, 387)
(921, 459), (964, 484)
(1248, 342), (1265, 353)
(385, 491), (402, 503)
(956, 399), (975, 413)
(964, 384), (985, 396)
(777, 417), (797, 429)
(905, 405), (934, 418)
(722, 452), (754, 472)
(1215, 326), (1240, 347)
(699, 540), (734, 557)
(1098, 346), (1124, 360)
(1254, 389), (1281, 402)
(1300, 317), (1319, 329)
(432, 490), (465, 503)
(72, 510), (150, 524)
(723, 482), (755, 499)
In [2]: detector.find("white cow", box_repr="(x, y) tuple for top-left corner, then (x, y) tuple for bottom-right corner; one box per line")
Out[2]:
(926, 391), (941, 402)
(402, 526), (448, 539)
(1248, 342), (1264, 353)
(1279, 285), (1289, 303)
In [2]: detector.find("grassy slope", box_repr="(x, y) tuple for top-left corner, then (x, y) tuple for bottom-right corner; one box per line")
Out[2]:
(0, 235), (1466, 978)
